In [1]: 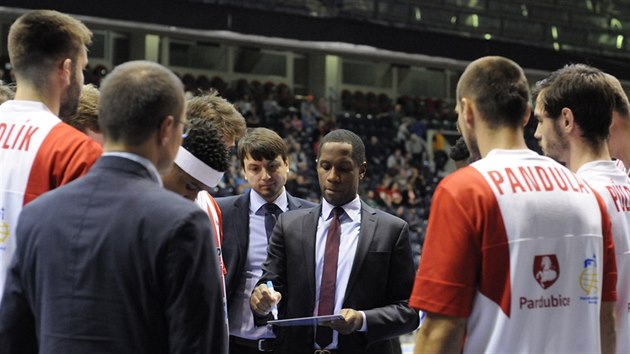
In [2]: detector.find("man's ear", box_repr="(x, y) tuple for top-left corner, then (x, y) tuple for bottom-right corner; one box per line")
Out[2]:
(522, 105), (532, 127)
(461, 98), (475, 128)
(59, 58), (72, 86)
(560, 107), (575, 133)
(158, 115), (176, 146)
(359, 161), (367, 180)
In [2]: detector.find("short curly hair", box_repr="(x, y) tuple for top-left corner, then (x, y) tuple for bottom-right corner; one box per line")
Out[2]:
(182, 117), (230, 172)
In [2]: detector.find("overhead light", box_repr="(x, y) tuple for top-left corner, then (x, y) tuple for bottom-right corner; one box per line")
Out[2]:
(553, 42), (560, 51)
(551, 26), (558, 40)
(521, 4), (528, 17)
(484, 33), (492, 40)
(472, 14), (479, 28)
(415, 7), (422, 21)
(617, 35), (624, 49)
(611, 18), (622, 30)
(451, 16), (457, 24)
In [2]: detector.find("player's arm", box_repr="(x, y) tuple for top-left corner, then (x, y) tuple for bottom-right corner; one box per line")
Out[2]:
(414, 312), (465, 354)
(600, 301), (616, 354)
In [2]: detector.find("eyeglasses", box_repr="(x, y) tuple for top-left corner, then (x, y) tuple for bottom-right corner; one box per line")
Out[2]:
(179, 120), (191, 139)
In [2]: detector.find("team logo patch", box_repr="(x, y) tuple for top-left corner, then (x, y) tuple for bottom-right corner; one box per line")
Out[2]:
(533, 254), (559, 289)
(579, 255), (599, 296)
(0, 207), (9, 244)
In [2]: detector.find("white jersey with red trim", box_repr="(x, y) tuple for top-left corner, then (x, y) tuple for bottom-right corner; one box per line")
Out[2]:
(577, 160), (630, 354)
(196, 191), (229, 343)
(410, 149), (617, 354)
(0, 100), (102, 303)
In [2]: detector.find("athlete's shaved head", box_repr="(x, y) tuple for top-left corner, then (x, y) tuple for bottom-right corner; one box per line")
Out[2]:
(457, 56), (530, 129)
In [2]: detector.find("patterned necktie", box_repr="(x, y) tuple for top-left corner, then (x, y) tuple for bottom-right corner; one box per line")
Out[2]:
(316, 206), (344, 349)
(263, 203), (282, 240)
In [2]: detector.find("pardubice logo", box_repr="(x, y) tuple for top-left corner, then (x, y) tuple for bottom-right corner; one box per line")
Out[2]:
(519, 254), (570, 310)
(533, 254), (559, 289)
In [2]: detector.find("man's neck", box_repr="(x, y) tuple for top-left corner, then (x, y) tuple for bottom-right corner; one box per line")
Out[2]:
(477, 126), (528, 158)
(14, 83), (59, 116)
(567, 142), (611, 173)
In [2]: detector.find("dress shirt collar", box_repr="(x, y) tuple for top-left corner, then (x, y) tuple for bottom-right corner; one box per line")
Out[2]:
(321, 195), (361, 221)
(102, 152), (163, 186)
(249, 187), (289, 214)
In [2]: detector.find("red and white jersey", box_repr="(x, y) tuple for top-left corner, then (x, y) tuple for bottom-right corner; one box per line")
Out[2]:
(0, 100), (102, 302)
(577, 160), (630, 354)
(410, 149), (617, 354)
(614, 159), (630, 178)
(195, 190), (229, 336)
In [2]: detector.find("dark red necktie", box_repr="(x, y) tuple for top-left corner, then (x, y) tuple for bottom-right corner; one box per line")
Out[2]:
(316, 206), (343, 349)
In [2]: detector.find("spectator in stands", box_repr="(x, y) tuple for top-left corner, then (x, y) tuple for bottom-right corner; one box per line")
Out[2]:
(300, 94), (318, 130)
(431, 129), (448, 171)
(263, 93), (281, 118)
(62, 84), (103, 146)
(316, 96), (330, 117)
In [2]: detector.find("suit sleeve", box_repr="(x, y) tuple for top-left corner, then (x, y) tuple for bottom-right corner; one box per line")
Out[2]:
(363, 221), (419, 344)
(159, 210), (226, 353)
(0, 214), (38, 354)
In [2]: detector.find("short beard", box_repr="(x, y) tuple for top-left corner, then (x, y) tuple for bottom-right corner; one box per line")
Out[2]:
(59, 66), (81, 118)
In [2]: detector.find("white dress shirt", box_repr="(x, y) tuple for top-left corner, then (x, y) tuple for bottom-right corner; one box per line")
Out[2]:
(229, 188), (288, 340)
(314, 195), (367, 349)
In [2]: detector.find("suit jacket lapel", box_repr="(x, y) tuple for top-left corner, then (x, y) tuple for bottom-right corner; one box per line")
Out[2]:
(233, 192), (251, 253)
(286, 193), (300, 211)
(302, 205), (321, 303)
(344, 201), (377, 300)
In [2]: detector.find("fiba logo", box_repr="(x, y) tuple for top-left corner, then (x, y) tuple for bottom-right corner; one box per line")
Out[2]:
(0, 207), (8, 243)
(533, 254), (559, 289)
(579, 255), (599, 296)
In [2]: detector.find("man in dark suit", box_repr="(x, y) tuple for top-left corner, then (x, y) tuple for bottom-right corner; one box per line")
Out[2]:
(251, 129), (419, 354)
(0, 61), (226, 354)
(217, 128), (316, 354)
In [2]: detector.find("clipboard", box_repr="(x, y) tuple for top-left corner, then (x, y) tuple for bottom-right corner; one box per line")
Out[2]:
(268, 314), (344, 327)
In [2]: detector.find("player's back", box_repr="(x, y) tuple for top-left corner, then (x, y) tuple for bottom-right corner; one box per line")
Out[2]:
(459, 149), (614, 353)
(577, 160), (630, 354)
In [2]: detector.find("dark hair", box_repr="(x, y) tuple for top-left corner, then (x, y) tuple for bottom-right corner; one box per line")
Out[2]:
(99, 61), (184, 145)
(182, 117), (230, 172)
(534, 64), (614, 148)
(604, 73), (630, 118)
(8, 10), (91, 86)
(457, 56), (530, 129)
(237, 127), (288, 167)
(449, 136), (470, 162)
(318, 129), (366, 166)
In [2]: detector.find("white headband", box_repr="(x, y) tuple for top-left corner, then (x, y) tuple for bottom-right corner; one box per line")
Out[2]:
(174, 146), (224, 188)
